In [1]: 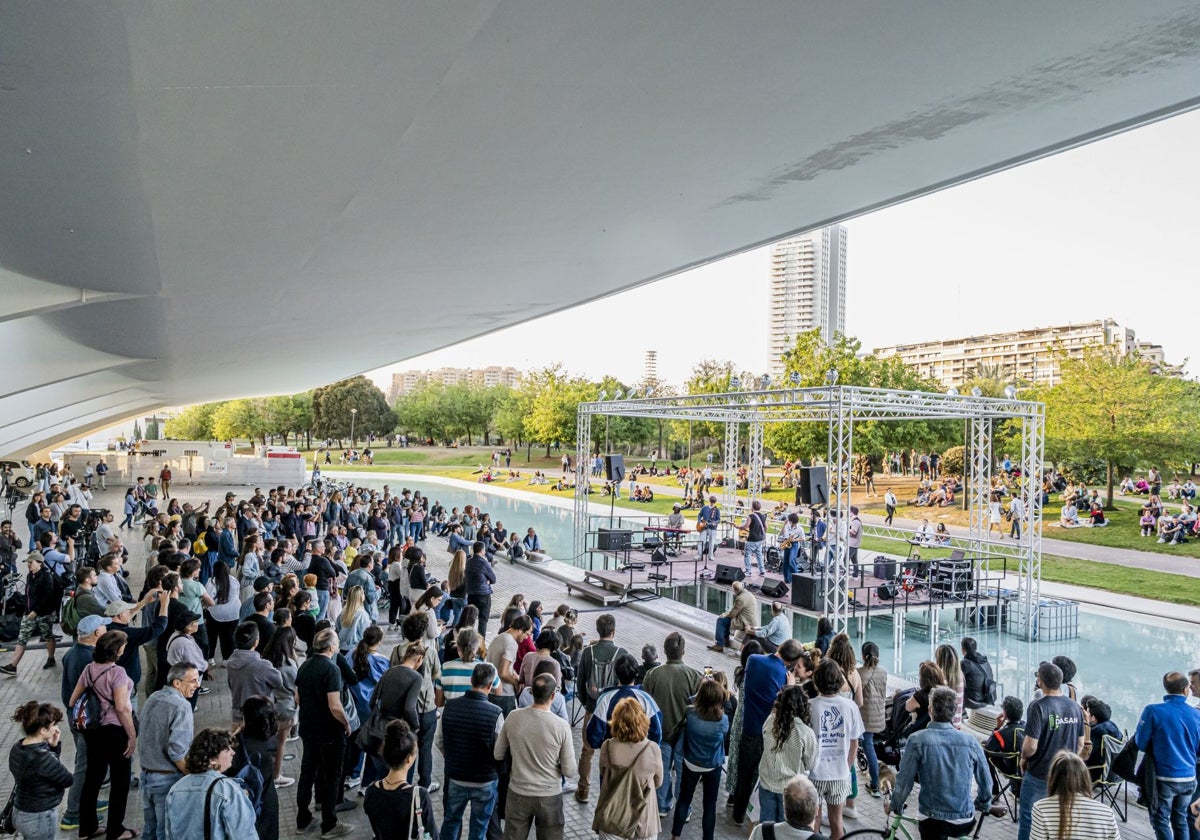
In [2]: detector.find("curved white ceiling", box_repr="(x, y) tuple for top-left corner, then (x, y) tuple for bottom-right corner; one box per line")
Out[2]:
(3, 1), (1200, 455)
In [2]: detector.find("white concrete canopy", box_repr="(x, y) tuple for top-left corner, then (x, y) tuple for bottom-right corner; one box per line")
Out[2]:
(3, 1), (1200, 455)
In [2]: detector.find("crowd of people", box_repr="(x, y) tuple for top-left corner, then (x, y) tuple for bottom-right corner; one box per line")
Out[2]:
(5, 471), (1200, 840)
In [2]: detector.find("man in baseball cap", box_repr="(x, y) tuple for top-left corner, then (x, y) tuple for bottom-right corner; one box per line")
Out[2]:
(77, 614), (112, 636)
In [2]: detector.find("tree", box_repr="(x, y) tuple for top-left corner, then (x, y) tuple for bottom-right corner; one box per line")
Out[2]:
(765, 331), (957, 461)
(132, 419), (143, 441)
(669, 360), (752, 460)
(1042, 347), (1200, 507)
(164, 403), (218, 440)
(211, 399), (267, 443)
(522, 365), (592, 457)
(260, 394), (313, 446)
(312, 376), (393, 444)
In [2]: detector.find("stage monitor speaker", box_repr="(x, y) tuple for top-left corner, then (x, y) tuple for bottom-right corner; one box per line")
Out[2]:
(597, 528), (632, 552)
(791, 572), (838, 611)
(605, 454), (626, 483)
(796, 466), (827, 506)
(714, 563), (745, 585)
(760, 575), (789, 599)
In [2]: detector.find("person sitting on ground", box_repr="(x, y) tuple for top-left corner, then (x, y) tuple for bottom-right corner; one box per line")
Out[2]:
(1183, 480), (1197, 501)
(1118, 476), (1136, 495)
(1060, 502), (1080, 528)
(643, 486), (654, 502)
(1140, 508), (1157, 537)
(1087, 503), (1107, 528)
(1158, 515), (1186, 544)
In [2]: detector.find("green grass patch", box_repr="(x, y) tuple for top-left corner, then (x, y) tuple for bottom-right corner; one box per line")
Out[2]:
(1040, 553), (1200, 607)
(1044, 508), (1200, 559)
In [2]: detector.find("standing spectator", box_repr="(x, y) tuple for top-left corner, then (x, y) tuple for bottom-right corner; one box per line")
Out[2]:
(730, 639), (805, 825)
(108, 591), (170, 701)
(643, 632), (702, 817)
(68, 630), (137, 840)
(1028, 752), (1120, 840)
(585, 654), (663, 747)
(594, 698), (663, 840)
(7, 701), (73, 840)
(436, 663), (503, 840)
(669, 678), (730, 840)
(809, 660), (865, 840)
(364, 720), (437, 840)
(465, 541), (496, 635)
(137, 663), (199, 840)
(1135, 671), (1200, 840)
(232, 695), (282, 840)
(757, 686), (817, 823)
(306, 540), (337, 621)
(164, 729), (258, 840)
(749, 775), (829, 840)
(0, 552), (60, 675)
(437, 627), (500, 702)
(295, 628), (354, 838)
(392, 612), (443, 790)
(262, 627), (301, 787)
(337, 585), (371, 653)
(1018, 661), (1086, 840)
(494, 673), (578, 840)
(487, 615), (533, 716)
(886, 686), (990, 840)
(57, 614), (107, 831)
(858, 641), (888, 797)
(575, 613), (630, 804)
(226, 622), (285, 726)
(205, 560), (242, 662)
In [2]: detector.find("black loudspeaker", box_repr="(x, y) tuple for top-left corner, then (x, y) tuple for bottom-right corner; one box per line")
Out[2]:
(597, 528), (632, 551)
(791, 572), (828, 611)
(605, 454), (626, 483)
(760, 575), (789, 598)
(872, 557), (899, 581)
(797, 467), (827, 506)
(714, 563), (745, 585)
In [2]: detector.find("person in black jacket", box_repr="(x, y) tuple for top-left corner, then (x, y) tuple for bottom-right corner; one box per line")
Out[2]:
(464, 543), (496, 636)
(8, 701), (74, 840)
(0, 552), (60, 676)
(306, 540), (337, 621)
(960, 637), (996, 709)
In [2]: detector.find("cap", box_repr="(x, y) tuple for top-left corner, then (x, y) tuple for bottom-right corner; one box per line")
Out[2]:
(673, 503), (681, 509)
(169, 514), (182, 523)
(175, 611), (202, 630)
(25, 551), (45, 564)
(104, 600), (139, 616)
(253, 576), (272, 592)
(77, 614), (112, 635)
(225, 492), (236, 499)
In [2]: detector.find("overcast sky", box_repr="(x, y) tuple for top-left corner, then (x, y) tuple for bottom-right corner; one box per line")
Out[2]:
(369, 108), (1200, 390)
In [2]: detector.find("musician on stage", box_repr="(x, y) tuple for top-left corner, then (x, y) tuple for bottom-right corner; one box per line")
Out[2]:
(697, 496), (720, 562)
(779, 513), (805, 581)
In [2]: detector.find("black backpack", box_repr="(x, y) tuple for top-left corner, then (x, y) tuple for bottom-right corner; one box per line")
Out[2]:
(585, 645), (627, 703)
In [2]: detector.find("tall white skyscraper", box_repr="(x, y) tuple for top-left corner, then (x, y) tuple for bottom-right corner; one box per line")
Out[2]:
(768, 224), (847, 378)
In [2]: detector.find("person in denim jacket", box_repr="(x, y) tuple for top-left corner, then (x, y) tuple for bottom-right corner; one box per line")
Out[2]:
(165, 728), (258, 840)
(887, 686), (991, 840)
(670, 679), (730, 840)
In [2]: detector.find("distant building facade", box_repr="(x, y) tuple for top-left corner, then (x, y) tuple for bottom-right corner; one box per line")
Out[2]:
(768, 225), (848, 378)
(873, 318), (1179, 388)
(387, 366), (522, 402)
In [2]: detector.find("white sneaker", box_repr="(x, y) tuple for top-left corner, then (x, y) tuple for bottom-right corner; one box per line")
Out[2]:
(843, 807), (859, 820)
(274, 775), (296, 788)
(344, 776), (362, 789)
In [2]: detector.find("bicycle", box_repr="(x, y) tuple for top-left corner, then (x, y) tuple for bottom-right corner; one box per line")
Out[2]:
(844, 810), (988, 840)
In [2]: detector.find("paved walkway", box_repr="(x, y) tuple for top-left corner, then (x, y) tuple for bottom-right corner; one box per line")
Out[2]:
(0, 483), (1155, 840)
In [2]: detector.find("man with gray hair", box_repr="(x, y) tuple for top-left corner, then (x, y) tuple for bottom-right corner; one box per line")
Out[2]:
(748, 774), (830, 840)
(295, 627), (353, 838)
(888, 686), (991, 840)
(437, 662), (504, 840)
(138, 663), (200, 840)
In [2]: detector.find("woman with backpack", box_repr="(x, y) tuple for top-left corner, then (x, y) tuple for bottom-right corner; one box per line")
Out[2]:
(68, 630), (137, 840)
(164, 728), (258, 840)
(594, 697), (662, 840)
(7, 701), (73, 840)
(230, 696), (279, 840)
(363, 720), (436, 840)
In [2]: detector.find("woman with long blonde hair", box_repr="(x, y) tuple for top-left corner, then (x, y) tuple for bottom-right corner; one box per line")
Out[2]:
(337, 584), (369, 653)
(935, 643), (964, 728)
(437, 549), (468, 629)
(1029, 752), (1118, 840)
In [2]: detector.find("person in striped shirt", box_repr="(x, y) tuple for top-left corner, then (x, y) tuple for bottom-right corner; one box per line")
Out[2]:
(1028, 751), (1119, 839)
(436, 627), (500, 701)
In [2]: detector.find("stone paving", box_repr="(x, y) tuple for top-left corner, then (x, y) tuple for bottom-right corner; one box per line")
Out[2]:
(0, 483), (1157, 839)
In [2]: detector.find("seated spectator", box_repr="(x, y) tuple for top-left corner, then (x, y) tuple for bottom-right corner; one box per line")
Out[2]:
(933, 523), (951, 546)
(1134, 478), (1150, 494)
(984, 695), (1024, 799)
(1167, 479), (1183, 500)
(1183, 480), (1197, 501)
(1119, 476), (1136, 495)
(1159, 515), (1186, 544)
(1082, 697), (1121, 780)
(1087, 504), (1107, 527)
(1060, 503), (1080, 527)
(1140, 509), (1157, 537)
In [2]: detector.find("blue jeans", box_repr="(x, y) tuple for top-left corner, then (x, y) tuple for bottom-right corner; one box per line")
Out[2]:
(744, 540), (765, 574)
(1151, 778), (1197, 840)
(657, 735), (684, 811)
(758, 789), (783, 823)
(715, 616), (733, 646)
(141, 771), (182, 840)
(781, 545), (800, 580)
(13, 808), (57, 840)
(438, 597), (465, 630)
(1017, 772), (1048, 840)
(316, 589), (330, 621)
(439, 778), (497, 840)
(861, 730), (880, 788)
(63, 726), (88, 822)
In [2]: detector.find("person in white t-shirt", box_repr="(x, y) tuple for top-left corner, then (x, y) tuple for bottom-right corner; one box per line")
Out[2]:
(807, 659), (864, 840)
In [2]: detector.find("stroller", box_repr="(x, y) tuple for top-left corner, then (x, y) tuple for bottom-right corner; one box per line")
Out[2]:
(0, 572), (25, 642)
(860, 686), (929, 772)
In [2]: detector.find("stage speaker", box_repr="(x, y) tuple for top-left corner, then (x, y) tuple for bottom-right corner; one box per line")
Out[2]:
(760, 575), (789, 598)
(872, 557), (899, 581)
(714, 563), (745, 585)
(605, 454), (626, 483)
(791, 572), (839, 611)
(796, 466), (827, 506)
(597, 528), (632, 552)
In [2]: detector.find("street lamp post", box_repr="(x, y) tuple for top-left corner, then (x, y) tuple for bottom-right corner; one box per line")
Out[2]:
(350, 408), (358, 448)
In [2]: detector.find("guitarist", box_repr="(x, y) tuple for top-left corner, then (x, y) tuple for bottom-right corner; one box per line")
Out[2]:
(697, 496), (720, 564)
(738, 500), (767, 577)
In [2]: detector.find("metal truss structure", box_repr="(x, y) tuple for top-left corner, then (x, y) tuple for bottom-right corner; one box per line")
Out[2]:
(576, 384), (1045, 638)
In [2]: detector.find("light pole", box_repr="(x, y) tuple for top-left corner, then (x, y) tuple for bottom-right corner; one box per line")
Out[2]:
(350, 408), (358, 448)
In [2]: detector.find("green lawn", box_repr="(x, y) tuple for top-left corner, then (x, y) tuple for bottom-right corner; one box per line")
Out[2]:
(1043, 505), (1200, 559)
(1041, 553), (1200, 607)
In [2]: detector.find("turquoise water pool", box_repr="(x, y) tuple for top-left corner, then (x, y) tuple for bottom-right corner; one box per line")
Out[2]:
(357, 475), (1192, 730)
